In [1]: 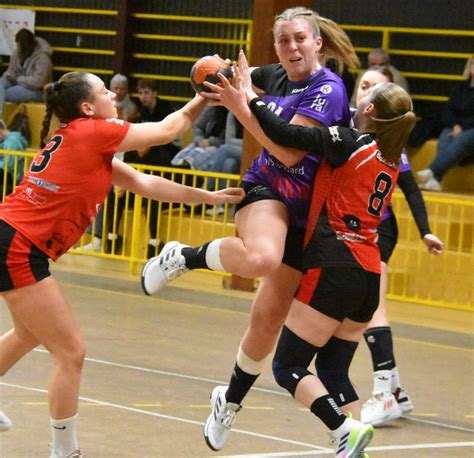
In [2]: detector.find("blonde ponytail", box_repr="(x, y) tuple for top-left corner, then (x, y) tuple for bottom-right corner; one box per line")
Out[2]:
(369, 82), (416, 162)
(317, 16), (360, 73)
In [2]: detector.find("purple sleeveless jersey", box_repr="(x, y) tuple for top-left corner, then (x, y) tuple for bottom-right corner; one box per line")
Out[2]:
(381, 150), (411, 221)
(243, 64), (350, 228)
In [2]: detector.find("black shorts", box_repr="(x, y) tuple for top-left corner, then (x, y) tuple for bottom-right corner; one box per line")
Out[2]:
(295, 266), (380, 323)
(0, 219), (51, 292)
(377, 213), (398, 263)
(235, 181), (305, 270)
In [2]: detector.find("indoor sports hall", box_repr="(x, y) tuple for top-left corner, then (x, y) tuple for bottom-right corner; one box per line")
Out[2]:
(0, 1), (473, 457)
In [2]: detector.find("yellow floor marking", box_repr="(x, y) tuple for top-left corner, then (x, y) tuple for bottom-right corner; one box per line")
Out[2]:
(132, 403), (162, 407)
(243, 406), (274, 410)
(408, 413), (439, 417)
(190, 404), (274, 410)
(465, 415), (474, 419)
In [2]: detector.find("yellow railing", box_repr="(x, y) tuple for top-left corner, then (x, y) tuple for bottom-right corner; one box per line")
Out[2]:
(2, 151), (472, 310)
(388, 190), (473, 312)
(341, 24), (474, 103)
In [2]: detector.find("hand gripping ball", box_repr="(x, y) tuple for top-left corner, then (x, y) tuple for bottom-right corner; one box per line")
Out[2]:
(190, 55), (233, 93)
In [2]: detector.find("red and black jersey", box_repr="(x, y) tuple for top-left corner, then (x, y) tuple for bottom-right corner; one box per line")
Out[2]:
(0, 117), (130, 260)
(249, 98), (400, 273)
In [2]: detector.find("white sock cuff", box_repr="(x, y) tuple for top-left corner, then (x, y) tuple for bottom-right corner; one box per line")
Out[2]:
(236, 345), (266, 376)
(205, 238), (226, 272)
(50, 413), (78, 427)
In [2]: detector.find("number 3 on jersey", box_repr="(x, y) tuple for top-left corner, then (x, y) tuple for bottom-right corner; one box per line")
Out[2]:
(30, 135), (63, 173)
(368, 172), (393, 216)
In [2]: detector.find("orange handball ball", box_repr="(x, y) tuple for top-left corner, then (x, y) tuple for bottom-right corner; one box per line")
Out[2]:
(190, 55), (233, 93)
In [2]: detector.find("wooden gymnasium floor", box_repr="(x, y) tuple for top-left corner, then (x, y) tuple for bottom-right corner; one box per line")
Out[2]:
(0, 256), (473, 457)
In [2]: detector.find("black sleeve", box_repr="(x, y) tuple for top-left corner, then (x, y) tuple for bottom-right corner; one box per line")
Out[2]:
(397, 169), (431, 237)
(249, 97), (355, 167)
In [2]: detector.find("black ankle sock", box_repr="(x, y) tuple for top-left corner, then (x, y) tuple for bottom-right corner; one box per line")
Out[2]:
(225, 363), (259, 405)
(363, 326), (396, 371)
(181, 242), (211, 270)
(310, 395), (345, 430)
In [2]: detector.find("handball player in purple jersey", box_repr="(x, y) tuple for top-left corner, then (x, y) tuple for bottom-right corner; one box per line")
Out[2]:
(141, 7), (359, 451)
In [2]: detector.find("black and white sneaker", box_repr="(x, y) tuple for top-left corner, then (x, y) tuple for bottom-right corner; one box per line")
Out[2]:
(203, 386), (241, 451)
(141, 241), (189, 295)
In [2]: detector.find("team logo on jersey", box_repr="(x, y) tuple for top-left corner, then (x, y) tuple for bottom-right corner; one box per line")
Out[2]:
(329, 126), (342, 143)
(320, 84), (333, 94)
(310, 94), (327, 112)
(291, 85), (309, 94)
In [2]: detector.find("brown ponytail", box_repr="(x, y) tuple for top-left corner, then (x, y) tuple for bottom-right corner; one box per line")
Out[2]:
(40, 72), (93, 146)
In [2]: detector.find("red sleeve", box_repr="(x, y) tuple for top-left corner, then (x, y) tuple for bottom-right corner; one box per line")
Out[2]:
(92, 118), (131, 155)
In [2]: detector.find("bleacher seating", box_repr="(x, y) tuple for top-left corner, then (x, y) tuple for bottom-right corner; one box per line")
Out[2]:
(407, 139), (474, 194)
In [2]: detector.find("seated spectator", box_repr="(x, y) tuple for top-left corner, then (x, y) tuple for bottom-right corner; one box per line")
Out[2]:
(83, 78), (179, 257)
(110, 73), (138, 123)
(127, 78), (179, 166)
(0, 29), (53, 118)
(418, 55), (474, 191)
(350, 48), (409, 107)
(171, 105), (228, 171)
(0, 112), (30, 199)
(205, 112), (243, 215)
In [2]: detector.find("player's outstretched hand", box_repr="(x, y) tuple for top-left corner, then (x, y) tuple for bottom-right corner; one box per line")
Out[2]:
(423, 233), (444, 254)
(206, 187), (245, 205)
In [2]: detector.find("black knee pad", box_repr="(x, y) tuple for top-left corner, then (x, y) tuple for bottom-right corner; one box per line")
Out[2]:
(315, 336), (359, 406)
(272, 326), (319, 396)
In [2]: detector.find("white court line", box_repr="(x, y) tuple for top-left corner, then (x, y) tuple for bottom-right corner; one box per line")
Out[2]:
(32, 348), (474, 434)
(220, 441), (474, 457)
(33, 348), (289, 397)
(0, 381), (329, 452)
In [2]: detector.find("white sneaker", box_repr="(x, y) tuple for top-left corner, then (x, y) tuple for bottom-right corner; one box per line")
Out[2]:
(419, 176), (441, 191)
(49, 446), (83, 457)
(361, 392), (402, 427)
(203, 386), (241, 451)
(81, 236), (102, 252)
(0, 411), (12, 432)
(141, 241), (189, 295)
(330, 417), (374, 458)
(416, 168), (433, 183)
(393, 387), (414, 414)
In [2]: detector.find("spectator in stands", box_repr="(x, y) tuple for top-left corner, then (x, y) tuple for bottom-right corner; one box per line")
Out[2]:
(171, 105), (228, 171)
(0, 29), (53, 118)
(205, 112), (243, 215)
(350, 48), (409, 107)
(417, 55), (474, 191)
(0, 112), (30, 198)
(110, 73), (138, 122)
